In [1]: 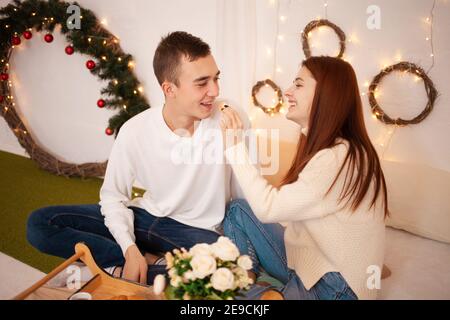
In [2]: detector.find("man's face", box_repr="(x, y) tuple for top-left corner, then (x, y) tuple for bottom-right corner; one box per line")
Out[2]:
(171, 54), (220, 120)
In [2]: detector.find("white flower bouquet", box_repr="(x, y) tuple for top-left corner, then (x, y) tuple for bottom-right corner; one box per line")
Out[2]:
(153, 236), (254, 300)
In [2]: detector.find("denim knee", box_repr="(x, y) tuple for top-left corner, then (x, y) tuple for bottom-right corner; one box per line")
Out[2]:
(226, 199), (256, 225)
(26, 207), (52, 252)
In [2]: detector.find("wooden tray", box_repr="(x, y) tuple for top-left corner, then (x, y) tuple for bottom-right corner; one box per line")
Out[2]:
(13, 242), (283, 300)
(13, 243), (164, 300)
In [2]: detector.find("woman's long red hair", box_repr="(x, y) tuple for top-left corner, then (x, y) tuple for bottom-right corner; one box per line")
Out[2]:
(282, 56), (388, 217)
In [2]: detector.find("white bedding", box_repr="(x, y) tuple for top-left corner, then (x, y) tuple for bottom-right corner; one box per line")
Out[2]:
(380, 227), (450, 299)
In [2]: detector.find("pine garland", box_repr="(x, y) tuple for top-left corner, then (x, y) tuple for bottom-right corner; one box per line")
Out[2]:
(0, 0), (151, 177)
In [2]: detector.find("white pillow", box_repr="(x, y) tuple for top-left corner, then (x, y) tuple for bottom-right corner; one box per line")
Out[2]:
(382, 160), (450, 244)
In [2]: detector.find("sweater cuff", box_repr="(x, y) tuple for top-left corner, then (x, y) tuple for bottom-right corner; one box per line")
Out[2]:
(116, 234), (136, 256)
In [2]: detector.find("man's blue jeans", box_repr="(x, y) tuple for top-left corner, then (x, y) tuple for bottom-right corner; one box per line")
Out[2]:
(26, 204), (220, 284)
(223, 199), (358, 300)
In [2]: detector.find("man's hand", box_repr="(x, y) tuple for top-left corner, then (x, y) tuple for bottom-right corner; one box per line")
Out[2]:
(123, 244), (148, 284)
(220, 104), (244, 148)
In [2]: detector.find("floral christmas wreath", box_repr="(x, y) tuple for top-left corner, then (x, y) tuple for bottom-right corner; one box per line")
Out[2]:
(0, 0), (150, 177)
(368, 61), (438, 125)
(251, 79), (284, 116)
(301, 19), (346, 59)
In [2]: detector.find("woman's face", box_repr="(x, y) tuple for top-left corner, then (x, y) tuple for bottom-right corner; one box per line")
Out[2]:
(284, 66), (317, 128)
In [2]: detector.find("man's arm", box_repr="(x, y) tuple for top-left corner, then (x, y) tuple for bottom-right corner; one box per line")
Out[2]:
(99, 125), (147, 284)
(99, 126), (136, 255)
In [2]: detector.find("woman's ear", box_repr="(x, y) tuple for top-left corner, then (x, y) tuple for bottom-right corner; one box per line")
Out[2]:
(162, 81), (175, 98)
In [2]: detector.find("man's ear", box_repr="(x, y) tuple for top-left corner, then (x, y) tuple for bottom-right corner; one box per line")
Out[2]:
(162, 81), (176, 98)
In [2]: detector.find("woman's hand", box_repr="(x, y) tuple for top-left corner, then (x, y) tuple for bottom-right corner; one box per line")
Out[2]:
(220, 104), (244, 148)
(123, 244), (148, 284)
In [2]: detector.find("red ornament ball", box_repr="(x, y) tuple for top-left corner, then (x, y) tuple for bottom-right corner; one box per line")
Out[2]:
(1, 73), (9, 81)
(23, 31), (33, 40)
(11, 36), (21, 46)
(105, 128), (114, 136)
(0, 95), (4, 103)
(65, 45), (74, 55)
(44, 34), (54, 43)
(86, 60), (96, 70)
(97, 99), (106, 108)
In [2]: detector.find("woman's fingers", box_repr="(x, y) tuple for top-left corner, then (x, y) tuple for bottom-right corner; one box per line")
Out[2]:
(221, 111), (234, 129)
(221, 106), (243, 130)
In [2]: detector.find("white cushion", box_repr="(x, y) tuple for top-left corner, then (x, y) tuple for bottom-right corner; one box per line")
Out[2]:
(382, 160), (450, 244)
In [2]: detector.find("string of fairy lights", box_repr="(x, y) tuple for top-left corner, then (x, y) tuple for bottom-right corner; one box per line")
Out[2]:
(0, 0), (150, 177)
(251, 0), (440, 160)
(1, 12), (145, 136)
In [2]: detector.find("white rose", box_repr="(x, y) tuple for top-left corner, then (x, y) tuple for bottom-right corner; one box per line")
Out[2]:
(233, 267), (253, 289)
(183, 270), (196, 283)
(237, 255), (253, 271)
(190, 254), (217, 279)
(211, 268), (235, 292)
(183, 293), (191, 300)
(170, 275), (182, 288)
(165, 252), (174, 268)
(153, 274), (166, 295)
(168, 267), (177, 278)
(211, 237), (240, 261)
(189, 243), (213, 257)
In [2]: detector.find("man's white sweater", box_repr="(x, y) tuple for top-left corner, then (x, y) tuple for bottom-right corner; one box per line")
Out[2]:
(225, 139), (386, 300)
(99, 106), (241, 255)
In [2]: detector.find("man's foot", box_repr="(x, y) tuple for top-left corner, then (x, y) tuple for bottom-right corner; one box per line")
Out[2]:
(260, 289), (284, 300)
(144, 252), (160, 265)
(145, 252), (166, 265)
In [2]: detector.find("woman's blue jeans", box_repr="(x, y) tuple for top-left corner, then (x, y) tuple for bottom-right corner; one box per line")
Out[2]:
(223, 199), (358, 300)
(26, 204), (220, 284)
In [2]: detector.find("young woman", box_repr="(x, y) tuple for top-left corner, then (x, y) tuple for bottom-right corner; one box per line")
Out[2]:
(220, 56), (388, 300)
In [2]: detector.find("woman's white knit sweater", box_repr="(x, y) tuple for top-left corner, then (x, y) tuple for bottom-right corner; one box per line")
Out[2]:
(225, 139), (386, 300)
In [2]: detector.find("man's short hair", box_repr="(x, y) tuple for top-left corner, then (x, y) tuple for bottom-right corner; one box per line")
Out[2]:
(153, 31), (211, 86)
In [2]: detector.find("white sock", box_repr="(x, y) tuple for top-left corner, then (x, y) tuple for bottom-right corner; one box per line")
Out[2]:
(104, 266), (120, 277)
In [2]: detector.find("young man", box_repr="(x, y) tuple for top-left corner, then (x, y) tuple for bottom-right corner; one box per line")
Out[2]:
(27, 31), (244, 285)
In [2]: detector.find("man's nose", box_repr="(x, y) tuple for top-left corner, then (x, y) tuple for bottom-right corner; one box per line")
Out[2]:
(208, 82), (219, 97)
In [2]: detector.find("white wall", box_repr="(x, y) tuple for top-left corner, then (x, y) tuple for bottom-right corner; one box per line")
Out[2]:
(1, 0), (449, 172)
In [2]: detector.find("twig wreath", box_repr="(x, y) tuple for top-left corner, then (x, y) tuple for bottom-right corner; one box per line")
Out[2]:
(368, 62), (438, 125)
(0, 0), (150, 177)
(301, 19), (346, 59)
(251, 79), (284, 116)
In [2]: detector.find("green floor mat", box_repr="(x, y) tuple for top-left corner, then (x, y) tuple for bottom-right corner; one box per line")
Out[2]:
(0, 150), (104, 273)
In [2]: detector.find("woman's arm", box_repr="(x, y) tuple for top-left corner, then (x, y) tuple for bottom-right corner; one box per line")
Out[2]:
(225, 141), (347, 223)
